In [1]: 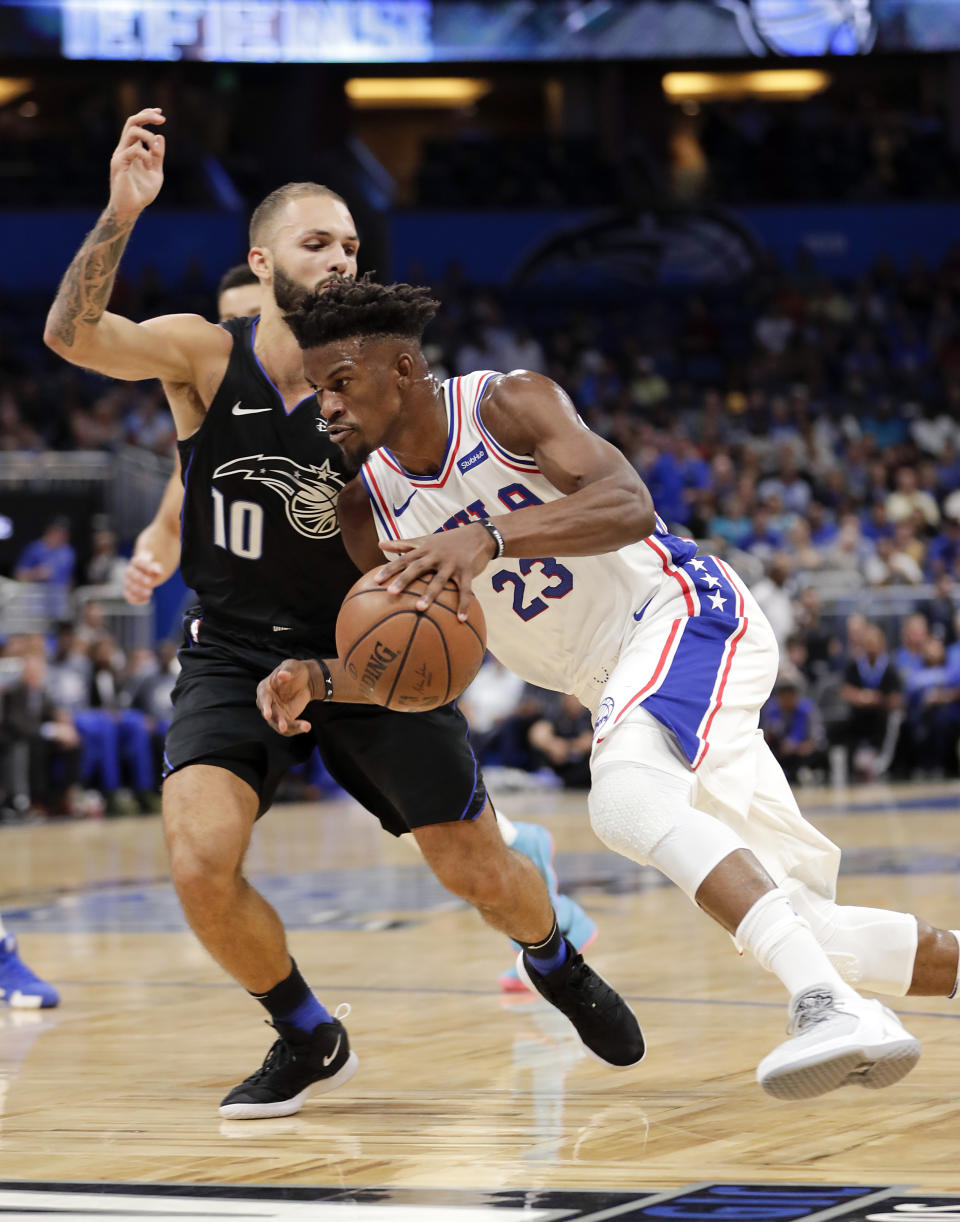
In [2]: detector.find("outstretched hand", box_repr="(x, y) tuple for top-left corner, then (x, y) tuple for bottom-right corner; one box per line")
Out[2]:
(110, 108), (166, 219)
(257, 660), (314, 736)
(376, 524), (496, 617)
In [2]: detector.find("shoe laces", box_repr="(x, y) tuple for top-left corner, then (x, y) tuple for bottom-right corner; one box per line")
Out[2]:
(247, 1002), (352, 1083)
(246, 1030), (298, 1083)
(788, 988), (839, 1035)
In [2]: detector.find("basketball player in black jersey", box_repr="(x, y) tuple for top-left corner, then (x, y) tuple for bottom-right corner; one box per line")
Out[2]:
(44, 109), (642, 1118)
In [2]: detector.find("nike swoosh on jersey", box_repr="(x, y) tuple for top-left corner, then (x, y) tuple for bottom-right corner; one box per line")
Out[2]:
(322, 1034), (342, 1067)
(393, 489), (418, 516)
(232, 402), (272, 416)
(633, 596), (655, 622)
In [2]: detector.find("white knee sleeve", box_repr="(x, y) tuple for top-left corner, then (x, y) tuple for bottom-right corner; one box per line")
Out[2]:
(786, 885), (918, 996)
(589, 762), (746, 900)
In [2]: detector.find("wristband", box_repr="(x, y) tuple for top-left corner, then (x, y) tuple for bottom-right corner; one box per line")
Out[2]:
(316, 658), (335, 703)
(478, 519), (505, 560)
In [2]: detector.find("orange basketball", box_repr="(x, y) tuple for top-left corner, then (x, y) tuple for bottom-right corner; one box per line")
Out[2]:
(336, 569), (486, 711)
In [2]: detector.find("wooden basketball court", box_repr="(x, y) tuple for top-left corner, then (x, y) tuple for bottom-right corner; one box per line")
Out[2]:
(1, 779), (959, 1215)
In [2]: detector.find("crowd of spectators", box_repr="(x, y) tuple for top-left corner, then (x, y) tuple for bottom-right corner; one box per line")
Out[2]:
(5, 234), (960, 815)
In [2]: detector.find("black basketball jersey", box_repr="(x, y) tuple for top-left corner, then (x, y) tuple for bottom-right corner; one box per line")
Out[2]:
(178, 316), (362, 649)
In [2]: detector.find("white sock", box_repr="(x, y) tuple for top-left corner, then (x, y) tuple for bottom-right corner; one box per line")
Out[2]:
(495, 811), (518, 847)
(736, 890), (860, 1002)
(950, 931), (960, 999)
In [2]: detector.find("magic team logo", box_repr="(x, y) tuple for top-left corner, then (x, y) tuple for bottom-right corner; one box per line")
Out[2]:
(594, 696), (615, 732)
(213, 455), (345, 540)
(716, 0), (877, 56)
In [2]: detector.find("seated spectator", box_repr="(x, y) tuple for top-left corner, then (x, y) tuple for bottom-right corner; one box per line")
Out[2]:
(0, 652), (80, 818)
(760, 676), (828, 784)
(926, 515), (960, 580)
(794, 586), (841, 680)
(823, 513), (874, 573)
(839, 622), (903, 780)
(895, 613), (931, 680)
(85, 527), (127, 590)
(707, 492), (752, 550)
(751, 554), (796, 647)
(926, 573), (957, 646)
(527, 693), (594, 789)
(886, 464), (940, 529)
(14, 517), (75, 621)
(460, 658), (544, 771)
(902, 637), (960, 777)
(864, 534), (924, 585)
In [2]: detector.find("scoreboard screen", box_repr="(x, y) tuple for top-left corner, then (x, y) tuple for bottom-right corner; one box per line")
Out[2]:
(0, 0), (958, 63)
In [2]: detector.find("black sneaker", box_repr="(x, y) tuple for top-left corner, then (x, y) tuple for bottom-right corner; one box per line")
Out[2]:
(516, 939), (645, 1069)
(219, 1007), (358, 1119)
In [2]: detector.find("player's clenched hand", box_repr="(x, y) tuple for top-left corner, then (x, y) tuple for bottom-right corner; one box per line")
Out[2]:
(257, 661), (314, 736)
(377, 524), (497, 619)
(123, 551), (165, 605)
(110, 108), (166, 220)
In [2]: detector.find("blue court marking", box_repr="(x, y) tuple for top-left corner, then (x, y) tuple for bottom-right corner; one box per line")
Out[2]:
(1, 864), (457, 933)
(802, 793), (960, 815)
(5, 839), (960, 934)
(17, 975), (960, 1024)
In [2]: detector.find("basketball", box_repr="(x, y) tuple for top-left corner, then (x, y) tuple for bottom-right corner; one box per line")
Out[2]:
(335, 569), (486, 711)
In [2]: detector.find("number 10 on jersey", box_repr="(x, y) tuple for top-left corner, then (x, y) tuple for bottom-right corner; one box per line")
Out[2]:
(212, 488), (264, 561)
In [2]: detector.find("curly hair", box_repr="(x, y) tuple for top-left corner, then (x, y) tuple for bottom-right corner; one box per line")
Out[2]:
(284, 273), (440, 350)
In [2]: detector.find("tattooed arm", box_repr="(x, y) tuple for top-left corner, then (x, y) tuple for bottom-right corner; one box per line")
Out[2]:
(43, 108), (227, 388)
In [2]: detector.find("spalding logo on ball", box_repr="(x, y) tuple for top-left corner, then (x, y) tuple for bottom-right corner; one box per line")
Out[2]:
(717, 0), (877, 56)
(336, 570), (486, 712)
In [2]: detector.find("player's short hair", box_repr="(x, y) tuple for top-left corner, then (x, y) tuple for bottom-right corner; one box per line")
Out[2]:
(249, 182), (349, 248)
(285, 274), (440, 350)
(216, 263), (258, 298)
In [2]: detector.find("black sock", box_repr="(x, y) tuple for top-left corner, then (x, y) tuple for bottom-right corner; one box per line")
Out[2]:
(249, 960), (331, 1031)
(520, 917), (569, 976)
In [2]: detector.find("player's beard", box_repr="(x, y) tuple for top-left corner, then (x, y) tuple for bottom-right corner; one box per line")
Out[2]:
(272, 264), (313, 313)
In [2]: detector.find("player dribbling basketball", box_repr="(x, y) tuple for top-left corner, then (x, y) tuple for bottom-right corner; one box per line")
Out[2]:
(259, 275), (960, 1101)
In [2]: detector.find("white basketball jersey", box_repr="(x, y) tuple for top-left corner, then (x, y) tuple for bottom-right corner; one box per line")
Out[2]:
(360, 370), (699, 708)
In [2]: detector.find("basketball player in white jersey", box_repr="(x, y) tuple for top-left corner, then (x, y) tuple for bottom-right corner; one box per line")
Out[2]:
(260, 276), (960, 1100)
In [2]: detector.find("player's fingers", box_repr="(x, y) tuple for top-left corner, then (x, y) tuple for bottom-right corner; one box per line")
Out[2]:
(379, 539), (415, 554)
(386, 556), (433, 594)
(120, 109), (164, 138)
(415, 567), (453, 612)
(453, 573), (474, 621)
(121, 125), (159, 147)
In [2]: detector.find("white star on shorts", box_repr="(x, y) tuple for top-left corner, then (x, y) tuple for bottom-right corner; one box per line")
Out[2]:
(708, 590), (727, 611)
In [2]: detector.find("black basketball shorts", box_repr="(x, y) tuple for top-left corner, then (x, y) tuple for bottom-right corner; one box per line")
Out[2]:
(163, 613), (488, 833)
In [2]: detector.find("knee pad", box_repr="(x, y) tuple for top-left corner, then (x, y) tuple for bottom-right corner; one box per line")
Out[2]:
(589, 762), (746, 899)
(787, 886), (918, 996)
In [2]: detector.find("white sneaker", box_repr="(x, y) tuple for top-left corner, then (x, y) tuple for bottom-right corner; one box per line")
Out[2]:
(757, 984), (921, 1100)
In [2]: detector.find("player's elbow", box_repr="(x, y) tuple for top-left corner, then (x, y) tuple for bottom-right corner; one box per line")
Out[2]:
(624, 479), (656, 541)
(43, 322), (85, 364)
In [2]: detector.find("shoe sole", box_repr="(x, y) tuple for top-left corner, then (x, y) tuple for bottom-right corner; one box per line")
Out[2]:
(218, 1051), (359, 1119)
(759, 1038), (920, 1100)
(515, 953), (644, 1070)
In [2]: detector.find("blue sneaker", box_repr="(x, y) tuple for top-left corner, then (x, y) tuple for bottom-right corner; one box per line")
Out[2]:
(0, 935), (60, 1009)
(501, 824), (598, 993)
(510, 822), (559, 907)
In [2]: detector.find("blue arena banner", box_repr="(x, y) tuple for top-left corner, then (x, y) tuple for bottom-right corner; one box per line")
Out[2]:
(1, 0), (960, 63)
